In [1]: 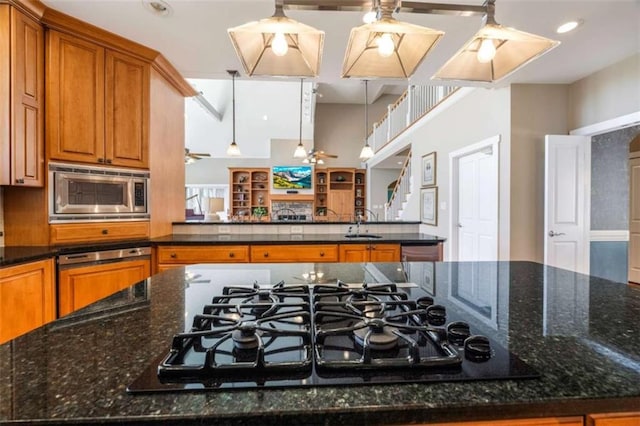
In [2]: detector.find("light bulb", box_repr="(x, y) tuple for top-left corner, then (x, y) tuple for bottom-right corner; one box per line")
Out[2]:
(362, 10), (377, 24)
(477, 38), (496, 63)
(376, 33), (394, 57)
(226, 141), (241, 156)
(317, 159), (324, 165)
(271, 32), (289, 56)
(293, 143), (307, 158)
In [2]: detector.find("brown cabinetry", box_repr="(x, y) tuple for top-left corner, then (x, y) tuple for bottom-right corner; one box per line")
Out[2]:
(313, 168), (366, 221)
(156, 245), (250, 271)
(425, 417), (584, 426)
(58, 258), (150, 316)
(250, 244), (339, 263)
(229, 168), (270, 220)
(587, 413), (640, 426)
(50, 221), (149, 245)
(339, 243), (400, 262)
(46, 30), (149, 168)
(0, 259), (55, 344)
(314, 170), (328, 218)
(0, 5), (44, 187)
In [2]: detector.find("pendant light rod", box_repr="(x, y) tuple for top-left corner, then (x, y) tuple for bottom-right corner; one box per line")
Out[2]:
(364, 79), (368, 141)
(299, 78), (303, 144)
(226, 70), (241, 156)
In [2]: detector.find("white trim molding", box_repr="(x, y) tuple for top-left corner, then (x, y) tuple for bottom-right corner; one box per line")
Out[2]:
(590, 230), (629, 242)
(570, 111), (640, 136)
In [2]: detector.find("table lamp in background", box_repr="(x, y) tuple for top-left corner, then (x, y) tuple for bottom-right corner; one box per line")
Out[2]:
(206, 197), (224, 222)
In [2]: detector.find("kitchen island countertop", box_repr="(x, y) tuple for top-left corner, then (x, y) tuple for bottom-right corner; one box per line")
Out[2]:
(1, 261), (639, 425)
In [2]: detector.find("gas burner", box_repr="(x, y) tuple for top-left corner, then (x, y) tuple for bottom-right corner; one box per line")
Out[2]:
(416, 296), (434, 309)
(424, 304), (447, 326)
(464, 335), (492, 362)
(353, 318), (399, 350)
(232, 321), (260, 349)
(447, 321), (471, 345)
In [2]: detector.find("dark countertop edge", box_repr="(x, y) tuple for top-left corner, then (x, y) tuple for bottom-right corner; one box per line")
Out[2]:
(0, 234), (444, 267)
(10, 396), (640, 426)
(173, 221), (422, 225)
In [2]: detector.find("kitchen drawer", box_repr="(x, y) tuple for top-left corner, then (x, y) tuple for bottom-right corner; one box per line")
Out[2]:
(50, 221), (149, 244)
(157, 245), (250, 264)
(250, 244), (338, 263)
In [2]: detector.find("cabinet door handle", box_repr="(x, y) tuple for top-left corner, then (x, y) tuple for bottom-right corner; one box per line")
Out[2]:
(229, 252), (235, 258)
(98, 158), (105, 163)
(15, 178), (24, 184)
(263, 252), (269, 258)
(101, 229), (108, 235)
(371, 245), (376, 250)
(106, 159), (112, 164)
(170, 253), (177, 258)
(319, 251), (325, 257)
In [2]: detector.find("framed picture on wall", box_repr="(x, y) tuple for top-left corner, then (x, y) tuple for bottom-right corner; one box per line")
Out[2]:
(421, 152), (437, 187)
(421, 187), (438, 226)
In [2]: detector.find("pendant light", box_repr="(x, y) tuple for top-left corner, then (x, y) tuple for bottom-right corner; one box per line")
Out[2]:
(227, 0), (324, 77)
(432, 0), (559, 83)
(359, 80), (374, 161)
(226, 70), (241, 156)
(293, 78), (307, 159)
(342, 0), (444, 79)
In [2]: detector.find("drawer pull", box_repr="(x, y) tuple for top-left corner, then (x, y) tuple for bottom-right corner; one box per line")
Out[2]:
(106, 159), (112, 164)
(101, 229), (108, 235)
(229, 252), (235, 258)
(98, 158), (105, 163)
(170, 253), (177, 258)
(15, 178), (24, 184)
(319, 251), (325, 257)
(263, 252), (269, 258)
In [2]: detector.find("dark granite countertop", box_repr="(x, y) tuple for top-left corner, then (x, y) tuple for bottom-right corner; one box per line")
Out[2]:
(0, 234), (441, 267)
(150, 232), (444, 245)
(1, 261), (639, 425)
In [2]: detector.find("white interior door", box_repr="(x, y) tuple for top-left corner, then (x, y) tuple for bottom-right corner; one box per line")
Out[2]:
(628, 156), (640, 283)
(454, 141), (499, 261)
(544, 135), (591, 273)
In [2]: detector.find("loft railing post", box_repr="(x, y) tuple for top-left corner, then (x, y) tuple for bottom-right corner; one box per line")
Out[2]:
(386, 104), (393, 143)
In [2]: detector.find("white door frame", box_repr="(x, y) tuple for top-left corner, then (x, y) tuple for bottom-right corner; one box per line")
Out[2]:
(448, 135), (501, 261)
(566, 111), (640, 273)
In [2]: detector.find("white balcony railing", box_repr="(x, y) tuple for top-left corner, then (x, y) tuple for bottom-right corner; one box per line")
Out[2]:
(366, 85), (459, 153)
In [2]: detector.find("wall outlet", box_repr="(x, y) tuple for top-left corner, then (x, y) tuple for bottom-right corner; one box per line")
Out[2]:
(290, 225), (303, 234)
(218, 225), (231, 234)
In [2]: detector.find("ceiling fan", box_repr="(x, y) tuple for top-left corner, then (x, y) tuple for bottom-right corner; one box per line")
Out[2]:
(303, 148), (337, 165)
(184, 148), (211, 164)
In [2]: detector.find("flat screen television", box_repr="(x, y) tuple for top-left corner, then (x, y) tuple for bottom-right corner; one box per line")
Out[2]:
(272, 165), (313, 190)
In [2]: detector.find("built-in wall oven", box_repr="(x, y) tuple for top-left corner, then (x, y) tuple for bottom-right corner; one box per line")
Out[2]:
(48, 162), (149, 223)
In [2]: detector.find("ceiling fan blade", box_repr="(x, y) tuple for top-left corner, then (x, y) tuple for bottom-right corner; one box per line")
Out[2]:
(189, 152), (211, 158)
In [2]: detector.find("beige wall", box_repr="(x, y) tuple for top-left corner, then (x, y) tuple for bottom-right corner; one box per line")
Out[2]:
(369, 168), (401, 220)
(510, 84), (569, 261)
(314, 94), (397, 168)
(392, 87), (512, 259)
(568, 53), (640, 129)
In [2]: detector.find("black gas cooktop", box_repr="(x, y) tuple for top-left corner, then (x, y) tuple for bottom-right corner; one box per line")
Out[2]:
(128, 278), (538, 393)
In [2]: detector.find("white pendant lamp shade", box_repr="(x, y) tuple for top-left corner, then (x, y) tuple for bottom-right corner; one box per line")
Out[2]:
(359, 144), (374, 161)
(433, 22), (559, 83)
(342, 16), (444, 79)
(294, 143), (307, 158)
(228, 4), (325, 77)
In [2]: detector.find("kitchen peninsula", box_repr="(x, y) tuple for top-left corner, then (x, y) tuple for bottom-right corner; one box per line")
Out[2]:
(0, 261), (639, 425)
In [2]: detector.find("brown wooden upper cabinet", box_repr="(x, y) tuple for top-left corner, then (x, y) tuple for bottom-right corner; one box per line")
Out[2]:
(46, 30), (149, 169)
(0, 5), (45, 187)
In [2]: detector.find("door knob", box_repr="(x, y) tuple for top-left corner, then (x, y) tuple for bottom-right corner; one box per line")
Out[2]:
(457, 223), (463, 228)
(548, 230), (566, 237)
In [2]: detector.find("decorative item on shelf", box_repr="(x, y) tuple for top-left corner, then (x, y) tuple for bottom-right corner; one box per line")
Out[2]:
(319, 177), (325, 184)
(356, 199), (363, 207)
(258, 195), (264, 205)
(238, 175), (247, 183)
(336, 175), (345, 182)
(252, 207), (268, 221)
(356, 188), (362, 197)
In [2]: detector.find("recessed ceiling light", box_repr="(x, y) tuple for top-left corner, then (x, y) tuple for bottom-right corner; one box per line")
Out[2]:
(142, 0), (173, 17)
(556, 20), (582, 34)
(263, 115), (268, 121)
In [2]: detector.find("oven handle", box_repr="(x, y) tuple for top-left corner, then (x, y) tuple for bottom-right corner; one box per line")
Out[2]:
(57, 247), (151, 267)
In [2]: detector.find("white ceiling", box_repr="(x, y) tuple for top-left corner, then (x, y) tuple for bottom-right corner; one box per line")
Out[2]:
(40, 0), (640, 103)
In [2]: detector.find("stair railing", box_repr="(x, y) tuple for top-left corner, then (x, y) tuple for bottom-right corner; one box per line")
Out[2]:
(385, 151), (412, 221)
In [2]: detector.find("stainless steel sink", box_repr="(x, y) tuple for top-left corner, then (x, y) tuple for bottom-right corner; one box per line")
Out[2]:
(344, 234), (383, 239)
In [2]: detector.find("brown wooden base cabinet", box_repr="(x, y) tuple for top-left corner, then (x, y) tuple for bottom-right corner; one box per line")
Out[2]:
(0, 259), (55, 344)
(250, 244), (339, 263)
(339, 243), (400, 262)
(156, 245), (250, 272)
(58, 258), (150, 317)
(587, 413), (640, 426)
(423, 416), (584, 426)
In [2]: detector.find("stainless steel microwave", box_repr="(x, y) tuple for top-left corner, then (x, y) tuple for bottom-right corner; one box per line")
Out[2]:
(48, 162), (150, 223)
